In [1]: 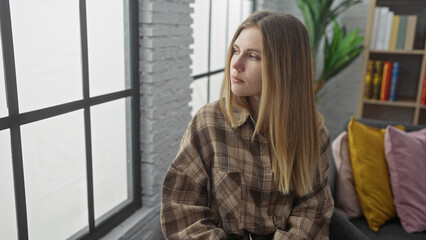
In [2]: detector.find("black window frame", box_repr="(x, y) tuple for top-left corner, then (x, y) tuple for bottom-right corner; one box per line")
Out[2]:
(0, 0), (141, 239)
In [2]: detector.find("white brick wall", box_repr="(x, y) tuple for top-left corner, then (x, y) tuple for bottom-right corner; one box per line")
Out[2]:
(138, 0), (193, 208)
(101, 0), (193, 239)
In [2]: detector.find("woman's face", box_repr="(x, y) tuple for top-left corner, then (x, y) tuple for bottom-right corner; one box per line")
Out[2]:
(230, 26), (263, 101)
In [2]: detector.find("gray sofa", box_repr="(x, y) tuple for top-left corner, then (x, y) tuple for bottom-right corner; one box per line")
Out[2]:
(328, 118), (426, 240)
(150, 208), (368, 239)
(150, 118), (426, 239)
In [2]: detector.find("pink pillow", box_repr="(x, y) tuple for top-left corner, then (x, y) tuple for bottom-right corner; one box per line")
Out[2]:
(332, 131), (362, 219)
(384, 126), (426, 233)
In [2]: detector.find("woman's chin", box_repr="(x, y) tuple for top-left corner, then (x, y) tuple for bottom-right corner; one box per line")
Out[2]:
(231, 88), (245, 97)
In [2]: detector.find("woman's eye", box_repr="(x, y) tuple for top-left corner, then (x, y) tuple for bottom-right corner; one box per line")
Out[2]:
(233, 49), (240, 55)
(249, 54), (260, 60)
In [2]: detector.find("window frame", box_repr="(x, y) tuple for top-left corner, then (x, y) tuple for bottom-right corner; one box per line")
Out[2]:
(0, 0), (141, 239)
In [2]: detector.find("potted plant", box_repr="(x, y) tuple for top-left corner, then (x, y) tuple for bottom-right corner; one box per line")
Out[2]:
(295, 0), (364, 95)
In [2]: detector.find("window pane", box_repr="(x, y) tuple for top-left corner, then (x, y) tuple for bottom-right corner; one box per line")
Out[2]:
(190, 78), (208, 116)
(91, 98), (131, 222)
(210, 0), (227, 71)
(209, 72), (224, 103)
(21, 110), (88, 240)
(0, 130), (18, 240)
(87, 0), (128, 97)
(227, 0), (242, 47)
(242, 0), (253, 20)
(0, 30), (7, 118)
(190, 0), (209, 76)
(10, 0), (82, 113)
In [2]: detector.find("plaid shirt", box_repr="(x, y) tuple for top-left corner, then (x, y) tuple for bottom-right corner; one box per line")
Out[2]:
(161, 101), (334, 239)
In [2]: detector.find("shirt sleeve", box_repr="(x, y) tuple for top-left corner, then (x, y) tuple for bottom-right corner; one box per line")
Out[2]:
(273, 127), (334, 240)
(161, 119), (228, 240)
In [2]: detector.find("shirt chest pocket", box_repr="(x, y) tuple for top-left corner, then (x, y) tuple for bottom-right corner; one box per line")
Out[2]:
(212, 169), (242, 233)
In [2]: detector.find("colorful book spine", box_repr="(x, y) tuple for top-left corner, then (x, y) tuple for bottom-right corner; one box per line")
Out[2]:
(384, 11), (394, 50)
(376, 7), (390, 50)
(389, 15), (400, 50)
(422, 71), (426, 105)
(380, 61), (393, 101)
(364, 60), (374, 99)
(372, 60), (384, 100)
(396, 15), (408, 50)
(389, 62), (401, 101)
(370, 7), (382, 49)
(404, 15), (418, 50)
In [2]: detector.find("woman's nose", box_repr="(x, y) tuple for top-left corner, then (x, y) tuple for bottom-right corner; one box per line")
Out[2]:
(232, 55), (244, 72)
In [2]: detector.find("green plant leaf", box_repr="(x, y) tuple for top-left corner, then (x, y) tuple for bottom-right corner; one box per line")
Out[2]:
(323, 36), (331, 73)
(330, 20), (341, 55)
(323, 46), (364, 80)
(320, 20), (364, 81)
(295, 0), (315, 48)
(295, 0), (364, 95)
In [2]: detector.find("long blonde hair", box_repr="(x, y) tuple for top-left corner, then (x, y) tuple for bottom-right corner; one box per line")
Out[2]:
(220, 11), (322, 196)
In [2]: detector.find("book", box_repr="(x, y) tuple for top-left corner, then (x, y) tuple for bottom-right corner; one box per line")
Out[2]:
(380, 61), (393, 101)
(422, 71), (426, 105)
(384, 11), (394, 50)
(389, 15), (400, 50)
(396, 15), (408, 50)
(364, 60), (375, 99)
(404, 15), (418, 50)
(370, 7), (382, 49)
(389, 62), (401, 101)
(376, 7), (390, 50)
(372, 60), (384, 100)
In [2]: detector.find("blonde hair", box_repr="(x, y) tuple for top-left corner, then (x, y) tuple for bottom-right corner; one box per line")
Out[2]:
(220, 11), (322, 196)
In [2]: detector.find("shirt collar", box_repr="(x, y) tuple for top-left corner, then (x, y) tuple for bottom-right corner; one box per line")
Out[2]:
(232, 106), (252, 128)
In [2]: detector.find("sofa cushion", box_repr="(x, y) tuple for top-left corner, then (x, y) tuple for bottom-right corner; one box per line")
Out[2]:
(384, 126), (426, 233)
(332, 131), (362, 219)
(347, 117), (402, 231)
(343, 118), (425, 132)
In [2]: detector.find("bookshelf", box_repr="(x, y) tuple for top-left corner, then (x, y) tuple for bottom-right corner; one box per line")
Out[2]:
(356, 0), (426, 125)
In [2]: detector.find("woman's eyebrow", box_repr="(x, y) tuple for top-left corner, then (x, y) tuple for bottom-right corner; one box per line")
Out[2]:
(247, 48), (261, 53)
(233, 44), (261, 53)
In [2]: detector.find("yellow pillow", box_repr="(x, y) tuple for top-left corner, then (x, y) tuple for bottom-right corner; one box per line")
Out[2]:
(348, 117), (404, 231)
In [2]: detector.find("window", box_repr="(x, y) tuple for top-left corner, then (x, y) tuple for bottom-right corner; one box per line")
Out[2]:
(190, 0), (255, 115)
(0, 0), (140, 239)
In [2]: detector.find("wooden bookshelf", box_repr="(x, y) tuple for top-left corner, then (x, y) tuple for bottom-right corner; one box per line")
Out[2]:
(356, 0), (426, 125)
(369, 49), (425, 55)
(363, 98), (417, 107)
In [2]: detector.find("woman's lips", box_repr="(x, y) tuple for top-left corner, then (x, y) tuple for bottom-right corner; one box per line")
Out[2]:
(231, 76), (244, 83)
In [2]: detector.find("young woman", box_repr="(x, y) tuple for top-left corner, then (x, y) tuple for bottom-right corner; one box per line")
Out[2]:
(161, 10), (334, 240)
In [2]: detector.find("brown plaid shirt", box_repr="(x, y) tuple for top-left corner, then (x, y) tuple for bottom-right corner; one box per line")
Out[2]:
(161, 101), (334, 239)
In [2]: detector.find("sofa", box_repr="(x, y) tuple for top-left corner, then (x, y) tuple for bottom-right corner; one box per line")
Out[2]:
(150, 118), (426, 239)
(328, 118), (426, 240)
(150, 208), (368, 239)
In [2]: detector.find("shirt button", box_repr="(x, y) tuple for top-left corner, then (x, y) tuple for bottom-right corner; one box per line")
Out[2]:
(266, 168), (271, 173)
(262, 201), (267, 206)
